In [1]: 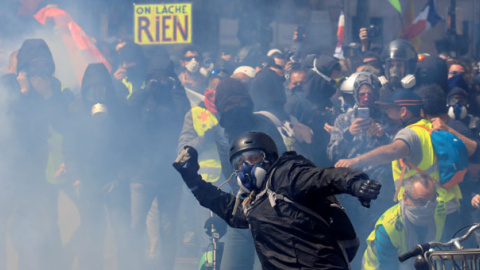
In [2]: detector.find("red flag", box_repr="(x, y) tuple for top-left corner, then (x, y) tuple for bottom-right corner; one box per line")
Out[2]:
(34, 6), (111, 85)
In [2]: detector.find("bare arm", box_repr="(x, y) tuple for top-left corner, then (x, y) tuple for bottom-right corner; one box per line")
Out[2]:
(431, 117), (477, 157)
(335, 140), (410, 169)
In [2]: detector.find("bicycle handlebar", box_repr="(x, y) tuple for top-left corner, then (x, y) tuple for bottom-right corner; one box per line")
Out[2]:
(398, 223), (480, 262)
(398, 243), (430, 262)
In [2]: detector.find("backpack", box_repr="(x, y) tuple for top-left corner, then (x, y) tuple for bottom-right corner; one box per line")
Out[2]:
(255, 168), (359, 267)
(395, 125), (468, 198)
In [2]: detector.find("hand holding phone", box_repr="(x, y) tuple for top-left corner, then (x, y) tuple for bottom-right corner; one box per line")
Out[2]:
(357, 107), (370, 120)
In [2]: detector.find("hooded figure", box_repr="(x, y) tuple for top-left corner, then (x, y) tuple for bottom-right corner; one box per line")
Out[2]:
(16, 38), (55, 77)
(63, 62), (133, 270)
(250, 69), (289, 121)
(304, 55), (339, 108)
(81, 63), (116, 118)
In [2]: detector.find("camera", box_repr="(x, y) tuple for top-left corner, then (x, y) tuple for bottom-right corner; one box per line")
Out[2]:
(367, 25), (380, 39)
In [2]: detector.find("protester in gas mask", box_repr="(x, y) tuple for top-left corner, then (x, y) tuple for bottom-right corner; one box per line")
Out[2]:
(447, 87), (480, 139)
(379, 39), (418, 92)
(212, 78), (286, 270)
(63, 63), (133, 270)
(113, 41), (147, 99)
(179, 45), (207, 94)
(363, 174), (446, 270)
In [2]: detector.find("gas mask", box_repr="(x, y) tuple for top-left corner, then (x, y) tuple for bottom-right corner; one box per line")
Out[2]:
(91, 103), (108, 120)
(403, 200), (437, 226)
(185, 59), (200, 73)
(85, 86), (108, 119)
(232, 150), (268, 193)
(447, 94), (469, 120)
(448, 103), (468, 120)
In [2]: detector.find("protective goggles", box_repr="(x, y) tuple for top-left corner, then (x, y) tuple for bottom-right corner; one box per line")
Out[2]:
(231, 150), (265, 170)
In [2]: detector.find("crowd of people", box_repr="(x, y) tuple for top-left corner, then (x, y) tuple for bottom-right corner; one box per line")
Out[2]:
(2, 2), (480, 270)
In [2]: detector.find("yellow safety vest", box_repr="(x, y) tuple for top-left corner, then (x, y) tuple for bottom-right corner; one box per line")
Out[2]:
(191, 106), (222, 183)
(363, 200), (446, 270)
(392, 119), (462, 203)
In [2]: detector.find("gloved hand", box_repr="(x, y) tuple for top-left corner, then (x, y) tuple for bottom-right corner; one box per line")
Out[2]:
(172, 146), (200, 179)
(350, 179), (381, 208)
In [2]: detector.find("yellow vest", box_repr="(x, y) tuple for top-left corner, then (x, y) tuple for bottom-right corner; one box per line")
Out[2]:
(191, 107), (222, 183)
(392, 119), (462, 203)
(362, 199), (446, 270)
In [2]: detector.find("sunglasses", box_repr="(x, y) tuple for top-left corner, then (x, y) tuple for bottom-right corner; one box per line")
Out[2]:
(406, 192), (438, 207)
(184, 56), (201, 62)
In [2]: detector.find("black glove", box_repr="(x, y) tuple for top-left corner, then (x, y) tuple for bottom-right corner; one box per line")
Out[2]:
(351, 179), (381, 208)
(172, 146), (200, 179)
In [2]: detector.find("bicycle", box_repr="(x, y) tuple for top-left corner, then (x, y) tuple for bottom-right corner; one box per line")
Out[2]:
(398, 223), (480, 269)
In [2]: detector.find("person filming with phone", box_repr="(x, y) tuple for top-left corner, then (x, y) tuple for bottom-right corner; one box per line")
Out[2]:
(327, 72), (393, 269)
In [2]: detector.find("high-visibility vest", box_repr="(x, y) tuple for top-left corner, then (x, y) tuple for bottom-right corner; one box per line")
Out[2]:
(191, 106), (222, 183)
(392, 119), (462, 204)
(362, 200), (446, 270)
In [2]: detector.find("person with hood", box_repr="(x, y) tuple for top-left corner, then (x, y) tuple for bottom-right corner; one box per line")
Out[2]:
(251, 68), (313, 157)
(0, 38), (70, 270)
(113, 41), (147, 100)
(127, 61), (187, 270)
(62, 63), (133, 270)
(327, 72), (393, 269)
(302, 54), (341, 166)
(213, 78), (286, 270)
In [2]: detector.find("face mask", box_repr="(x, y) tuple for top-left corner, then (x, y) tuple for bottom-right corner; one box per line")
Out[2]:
(219, 106), (252, 133)
(236, 161), (267, 193)
(185, 60), (200, 73)
(404, 200), (437, 226)
(448, 104), (468, 120)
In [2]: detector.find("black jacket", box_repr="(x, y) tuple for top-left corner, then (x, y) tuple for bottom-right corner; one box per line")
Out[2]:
(182, 151), (368, 269)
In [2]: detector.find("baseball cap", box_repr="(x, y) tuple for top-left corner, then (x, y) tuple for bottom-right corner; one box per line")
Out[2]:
(376, 88), (424, 107)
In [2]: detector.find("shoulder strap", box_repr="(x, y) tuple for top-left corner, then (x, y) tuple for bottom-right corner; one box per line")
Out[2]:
(258, 167), (352, 268)
(254, 111), (282, 127)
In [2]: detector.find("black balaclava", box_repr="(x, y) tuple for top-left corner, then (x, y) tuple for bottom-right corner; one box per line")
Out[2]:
(215, 78), (254, 137)
(250, 69), (288, 120)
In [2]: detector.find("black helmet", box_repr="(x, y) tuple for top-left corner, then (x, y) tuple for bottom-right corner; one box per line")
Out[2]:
(383, 39), (418, 77)
(229, 131), (279, 166)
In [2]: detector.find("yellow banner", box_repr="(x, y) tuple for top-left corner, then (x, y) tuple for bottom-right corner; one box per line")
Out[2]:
(134, 3), (192, 45)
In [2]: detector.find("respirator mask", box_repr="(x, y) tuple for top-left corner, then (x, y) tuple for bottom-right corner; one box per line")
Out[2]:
(184, 56), (200, 73)
(447, 96), (468, 120)
(231, 150), (268, 193)
(85, 85), (108, 120)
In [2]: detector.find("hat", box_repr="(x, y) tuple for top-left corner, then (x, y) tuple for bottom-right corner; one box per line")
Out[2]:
(214, 78), (253, 115)
(447, 87), (468, 98)
(233, 66), (256, 78)
(377, 88), (424, 107)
